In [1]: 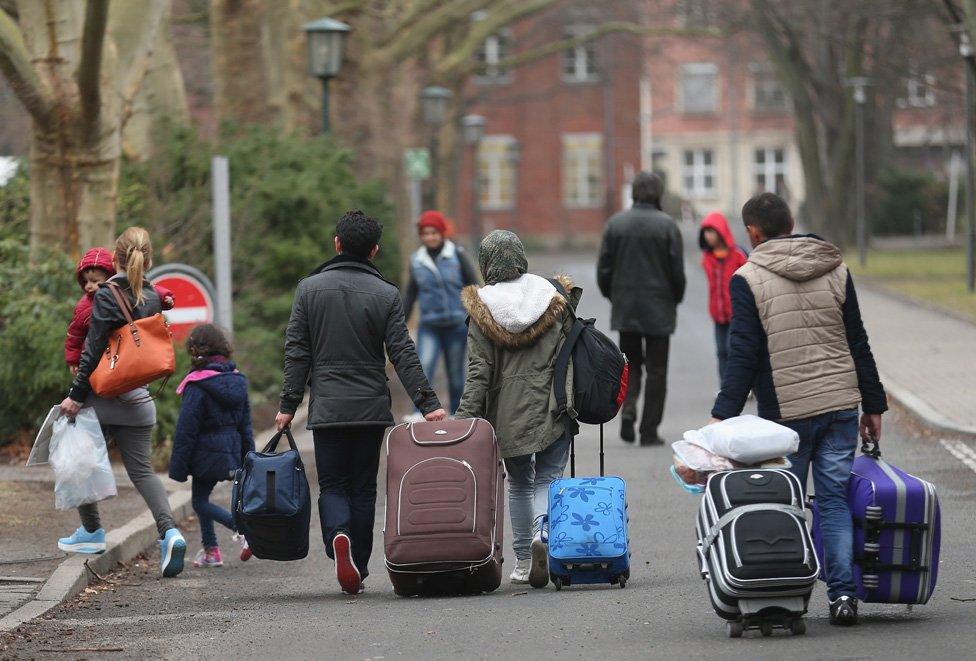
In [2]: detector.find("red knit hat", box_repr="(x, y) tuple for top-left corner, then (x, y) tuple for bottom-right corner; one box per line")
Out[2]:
(76, 247), (115, 287)
(417, 210), (449, 235)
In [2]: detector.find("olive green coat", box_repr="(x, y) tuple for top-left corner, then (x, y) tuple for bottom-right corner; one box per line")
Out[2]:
(455, 275), (582, 459)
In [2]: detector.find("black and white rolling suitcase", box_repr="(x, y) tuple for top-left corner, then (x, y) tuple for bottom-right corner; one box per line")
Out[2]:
(695, 469), (819, 637)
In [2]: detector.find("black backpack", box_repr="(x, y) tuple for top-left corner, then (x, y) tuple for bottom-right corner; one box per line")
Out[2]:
(549, 280), (629, 425)
(232, 427), (311, 561)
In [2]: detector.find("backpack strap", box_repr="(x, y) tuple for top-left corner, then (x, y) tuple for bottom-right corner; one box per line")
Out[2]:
(547, 277), (583, 416)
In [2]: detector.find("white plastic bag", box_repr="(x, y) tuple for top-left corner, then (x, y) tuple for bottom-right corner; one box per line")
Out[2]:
(684, 414), (799, 464)
(49, 408), (117, 510)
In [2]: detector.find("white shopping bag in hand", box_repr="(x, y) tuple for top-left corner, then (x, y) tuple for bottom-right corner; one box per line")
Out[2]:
(49, 408), (117, 510)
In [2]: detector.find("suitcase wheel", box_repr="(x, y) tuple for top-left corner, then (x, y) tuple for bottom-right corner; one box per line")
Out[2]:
(760, 622), (773, 637)
(553, 576), (563, 591)
(726, 621), (744, 638)
(617, 575), (627, 589)
(790, 619), (806, 635)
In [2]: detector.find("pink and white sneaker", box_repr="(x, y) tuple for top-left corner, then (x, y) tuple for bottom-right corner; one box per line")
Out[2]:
(192, 547), (223, 568)
(233, 533), (252, 562)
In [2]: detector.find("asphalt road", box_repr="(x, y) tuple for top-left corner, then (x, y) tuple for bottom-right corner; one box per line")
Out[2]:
(6, 248), (976, 660)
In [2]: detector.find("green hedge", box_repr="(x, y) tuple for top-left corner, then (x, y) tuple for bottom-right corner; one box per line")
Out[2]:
(871, 168), (949, 236)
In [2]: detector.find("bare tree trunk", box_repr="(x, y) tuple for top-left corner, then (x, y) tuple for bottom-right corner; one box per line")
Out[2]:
(210, 0), (274, 126)
(122, 1), (189, 159)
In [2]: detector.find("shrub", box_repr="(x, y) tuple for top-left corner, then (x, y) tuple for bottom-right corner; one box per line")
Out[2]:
(871, 168), (949, 236)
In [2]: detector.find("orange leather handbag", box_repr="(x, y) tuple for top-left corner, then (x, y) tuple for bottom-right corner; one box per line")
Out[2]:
(89, 283), (176, 399)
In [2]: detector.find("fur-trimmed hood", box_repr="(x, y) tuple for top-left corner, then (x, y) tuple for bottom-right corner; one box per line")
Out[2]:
(462, 274), (573, 349)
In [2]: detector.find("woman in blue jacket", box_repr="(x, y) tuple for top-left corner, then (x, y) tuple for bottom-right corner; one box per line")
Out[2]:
(402, 211), (479, 415)
(169, 324), (255, 567)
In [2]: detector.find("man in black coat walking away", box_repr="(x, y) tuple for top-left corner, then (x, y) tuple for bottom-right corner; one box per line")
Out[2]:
(276, 210), (446, 595)
(597, 172), (686, 446)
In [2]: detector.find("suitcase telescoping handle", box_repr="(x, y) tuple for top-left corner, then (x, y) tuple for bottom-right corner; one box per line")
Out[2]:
(569, 424), (605, 479)
(262, 427), (299, 454)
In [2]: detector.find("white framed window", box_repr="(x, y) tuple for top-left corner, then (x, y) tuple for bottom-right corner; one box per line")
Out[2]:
(680, 62), (718, 114)
(678, 0), (714, 29)
(562, 27), (599, 83)
(562, 133), (604, 208)
(754, 147), (787, 197)
(749, 63), (787, 112)
(897, 73), (936, 108)
(475, 32), (512, 83)
(478, 136), (516, 210)
(682, 148), (716, 198)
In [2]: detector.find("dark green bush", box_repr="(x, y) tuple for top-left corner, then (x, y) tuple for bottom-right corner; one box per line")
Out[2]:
(871, 168), (949, 236)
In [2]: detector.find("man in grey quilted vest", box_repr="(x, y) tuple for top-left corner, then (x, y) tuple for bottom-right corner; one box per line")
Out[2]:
(710, 192), (887, 627)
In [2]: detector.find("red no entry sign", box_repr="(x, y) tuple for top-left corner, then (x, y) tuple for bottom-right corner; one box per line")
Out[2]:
(149, 264), (217, 342)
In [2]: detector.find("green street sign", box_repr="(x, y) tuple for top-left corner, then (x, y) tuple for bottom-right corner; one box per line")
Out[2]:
(404, 148), (431, 180)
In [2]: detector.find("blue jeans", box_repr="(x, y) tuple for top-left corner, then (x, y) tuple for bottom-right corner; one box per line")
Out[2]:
(504, 433), (572, 561)
(783, 408), (859, 601)
(313, 427), (385, 580)
(417, 322), (468, 414)
(714, 323), (730, 383)
(191, 478), (236, 548)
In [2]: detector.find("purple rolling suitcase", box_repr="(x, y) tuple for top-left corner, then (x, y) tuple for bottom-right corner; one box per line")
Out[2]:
(811, 440), (940, 604)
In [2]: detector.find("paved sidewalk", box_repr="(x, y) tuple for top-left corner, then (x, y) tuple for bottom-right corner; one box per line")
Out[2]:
(856, 285), (976, 434)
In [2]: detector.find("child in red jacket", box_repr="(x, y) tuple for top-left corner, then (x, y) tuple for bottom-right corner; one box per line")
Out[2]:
(64, 247), (175, 372)
(699, 212), (747, 383)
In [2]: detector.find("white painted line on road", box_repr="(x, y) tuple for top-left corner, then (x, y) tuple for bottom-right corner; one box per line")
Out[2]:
(939, 439), (976, 475)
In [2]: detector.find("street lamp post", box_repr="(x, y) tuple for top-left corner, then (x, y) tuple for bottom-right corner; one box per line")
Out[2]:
(420, 86), (453, 210)
(846, 76), (870, 267)
(507, 140), (522, 232)
(303, 18), (350, 134)
(462, 114), (486, 249)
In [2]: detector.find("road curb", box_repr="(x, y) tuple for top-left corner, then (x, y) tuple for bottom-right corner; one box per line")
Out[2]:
(0, 411), (307, 634)
(0, 487), (193, 633)
(880, 369), (976, 439)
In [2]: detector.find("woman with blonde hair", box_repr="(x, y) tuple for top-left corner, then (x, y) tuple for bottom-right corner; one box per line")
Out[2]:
(59, 227), (188, 577)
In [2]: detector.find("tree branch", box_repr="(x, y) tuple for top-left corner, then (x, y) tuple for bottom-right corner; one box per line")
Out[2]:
(0, 1), (17, 19)
(434, 0), (558, 77)
(78, 0), (109, 130)
(0, 7), (54, 126)
(442, 21), (718, 79)
(365, 0), (489, 71)
(111, 0), (168, 108)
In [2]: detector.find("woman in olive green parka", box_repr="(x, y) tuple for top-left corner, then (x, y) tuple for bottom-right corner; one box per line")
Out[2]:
(456, 230), (581, 590)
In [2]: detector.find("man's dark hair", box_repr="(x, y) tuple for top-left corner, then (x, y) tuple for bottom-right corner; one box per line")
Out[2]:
(632, 171), (663, 209)
(336, 209), (383, 258)
(741, 192), (793, 238)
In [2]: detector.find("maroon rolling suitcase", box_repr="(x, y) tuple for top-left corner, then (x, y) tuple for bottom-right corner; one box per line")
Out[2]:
(384, 418), (504, 596)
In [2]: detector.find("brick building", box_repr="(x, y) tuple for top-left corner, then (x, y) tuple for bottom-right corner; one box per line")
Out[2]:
(455, 3), (647, 245)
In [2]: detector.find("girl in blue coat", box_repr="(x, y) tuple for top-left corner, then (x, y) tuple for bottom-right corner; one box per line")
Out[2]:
(169, 324), (255, 567)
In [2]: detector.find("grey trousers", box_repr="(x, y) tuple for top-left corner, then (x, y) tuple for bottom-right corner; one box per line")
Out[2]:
(79, 425), (176, 537)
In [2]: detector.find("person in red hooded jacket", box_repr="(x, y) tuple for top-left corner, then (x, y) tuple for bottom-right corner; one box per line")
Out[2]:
(699, 212), (748, 382)
(64, 247), (175, 371)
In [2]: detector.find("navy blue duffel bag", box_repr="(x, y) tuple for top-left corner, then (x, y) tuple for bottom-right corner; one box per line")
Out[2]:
(232, 427), (311, 561)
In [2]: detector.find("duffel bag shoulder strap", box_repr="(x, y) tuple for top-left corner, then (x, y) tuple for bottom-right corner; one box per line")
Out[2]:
(702, 503), (808, 552)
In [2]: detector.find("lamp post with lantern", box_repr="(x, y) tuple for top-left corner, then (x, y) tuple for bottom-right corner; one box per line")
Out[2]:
(461, 114), (486, 249)
(420, 86), (453, 210)
(303, 18), (350, 134)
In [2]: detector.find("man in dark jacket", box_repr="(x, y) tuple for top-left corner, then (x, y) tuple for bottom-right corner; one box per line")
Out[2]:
(597, 172), (686, 445)
(275, 210), (446, 595)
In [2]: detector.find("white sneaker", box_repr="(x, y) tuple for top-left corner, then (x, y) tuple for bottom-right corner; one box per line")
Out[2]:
(233, 533), (252, 562)
(402, 412), (425, 423)
(510, 558), (531, 584)
(529, 532), (549, 589)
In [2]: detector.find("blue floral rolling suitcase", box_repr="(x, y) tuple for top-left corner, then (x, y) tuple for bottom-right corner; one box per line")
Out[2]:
(547, 426), (630, 589)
